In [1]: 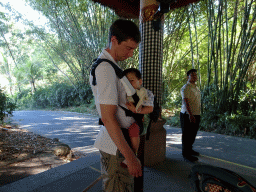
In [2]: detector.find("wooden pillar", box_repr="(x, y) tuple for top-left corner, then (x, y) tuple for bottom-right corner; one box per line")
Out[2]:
(135, 0), (167, 191)
(139, 0), (166, 166)
(139, 0), (163, 105)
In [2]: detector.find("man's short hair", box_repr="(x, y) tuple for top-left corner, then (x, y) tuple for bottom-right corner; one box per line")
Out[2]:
(187, 69), (197, 76)
(123, 68), (142, 79)
(109, 19), (141, 44)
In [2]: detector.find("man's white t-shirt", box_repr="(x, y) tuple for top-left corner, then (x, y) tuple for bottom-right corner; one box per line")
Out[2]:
(89, 49), (135, 155)
(180, 82), (201, 115)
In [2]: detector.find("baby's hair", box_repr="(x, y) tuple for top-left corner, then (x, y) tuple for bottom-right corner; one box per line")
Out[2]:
(123, 68), (142, 79)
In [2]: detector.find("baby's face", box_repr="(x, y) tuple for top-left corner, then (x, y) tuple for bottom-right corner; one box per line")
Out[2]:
(126, 73), (142, 89)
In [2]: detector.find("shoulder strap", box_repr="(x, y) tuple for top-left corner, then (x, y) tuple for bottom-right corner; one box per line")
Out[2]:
(91, 58), (124, 86)
(91, 58), (144, 133)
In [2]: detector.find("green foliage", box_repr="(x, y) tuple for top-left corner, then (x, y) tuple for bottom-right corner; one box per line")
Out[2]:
(237, 88), (256, 116)
(25, 0), (118, 86)
(0, 88), (16, 122)
(60, 102), (97, 116)
(164, 111), (181, 127)
(200, 85), (256, 139)
(13, 82), (93, 110)
(162, 79), (183, 110)
(200, 111), (256, 139)
(12, 89), (33, 109)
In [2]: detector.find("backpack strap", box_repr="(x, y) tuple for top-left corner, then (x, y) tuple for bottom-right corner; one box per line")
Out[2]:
(91, 58), (124, 86)
(91, 58), (144, 133)
(119, 105), (144, 134)
(90, 57), (140, 110)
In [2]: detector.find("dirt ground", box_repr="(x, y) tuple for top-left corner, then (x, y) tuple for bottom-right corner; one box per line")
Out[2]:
(0, 123), (81, 187)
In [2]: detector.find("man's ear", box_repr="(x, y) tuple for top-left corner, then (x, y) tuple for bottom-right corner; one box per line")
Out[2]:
(111, 36), (118, 45)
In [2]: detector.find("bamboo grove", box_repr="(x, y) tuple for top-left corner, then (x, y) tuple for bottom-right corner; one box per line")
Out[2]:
(205, 0), (256, 115)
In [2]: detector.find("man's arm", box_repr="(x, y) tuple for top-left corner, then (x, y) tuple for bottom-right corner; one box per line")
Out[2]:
(184, 98), (196, 123)
(100, 104), (142, 177)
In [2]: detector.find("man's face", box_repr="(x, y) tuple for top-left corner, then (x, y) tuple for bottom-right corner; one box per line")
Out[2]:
(188, 72), (197, 83)
(113, 38), (139, 61)
(126, 72), (142, 90)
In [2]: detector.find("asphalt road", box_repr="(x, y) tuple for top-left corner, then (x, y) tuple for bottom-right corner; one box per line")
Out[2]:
(11, 110), (256, 169)
(165, 125), (256, 169)
(11, 110), (101, 154)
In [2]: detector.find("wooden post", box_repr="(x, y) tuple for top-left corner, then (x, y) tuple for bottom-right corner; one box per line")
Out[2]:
(135, 1), (166, 191)
(139, 0), (164, 106)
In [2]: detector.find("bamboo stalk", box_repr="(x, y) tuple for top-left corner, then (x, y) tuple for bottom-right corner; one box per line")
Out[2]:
(191, 3), (201, 88)
(187, 6), (195, 68)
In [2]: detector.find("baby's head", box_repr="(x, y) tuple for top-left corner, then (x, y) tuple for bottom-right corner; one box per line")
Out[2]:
(123, 68), (142, 89)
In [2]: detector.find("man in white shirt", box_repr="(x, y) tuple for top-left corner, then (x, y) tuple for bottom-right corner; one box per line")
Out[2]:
(180, 69), (201, 162)
(89, 19), (141, 192)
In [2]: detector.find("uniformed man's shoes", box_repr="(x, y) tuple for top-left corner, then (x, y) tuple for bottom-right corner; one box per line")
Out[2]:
(191, 150), (200, 156)
(183, 155), (198, 162)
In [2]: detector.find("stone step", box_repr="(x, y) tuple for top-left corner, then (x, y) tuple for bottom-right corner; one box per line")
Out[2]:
(0, 152), (101, 192)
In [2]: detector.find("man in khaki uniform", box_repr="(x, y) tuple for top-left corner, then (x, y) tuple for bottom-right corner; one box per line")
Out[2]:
(180, 69), (201, 162)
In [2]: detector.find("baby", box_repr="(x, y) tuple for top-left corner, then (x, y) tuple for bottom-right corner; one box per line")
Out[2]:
(121, 68), (154, 167)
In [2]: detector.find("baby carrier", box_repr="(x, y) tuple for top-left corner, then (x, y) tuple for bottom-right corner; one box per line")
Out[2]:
(90, 58), (160, 135)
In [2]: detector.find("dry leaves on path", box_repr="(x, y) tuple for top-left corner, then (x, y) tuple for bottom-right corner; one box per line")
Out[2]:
(0, 124), (79, 186)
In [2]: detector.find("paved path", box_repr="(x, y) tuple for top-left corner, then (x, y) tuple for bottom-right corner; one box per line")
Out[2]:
(3, 110), (256, 191)
(165, 125), (256, 169)
(12, 111), (256, 169)
(11, 110), (101, 153)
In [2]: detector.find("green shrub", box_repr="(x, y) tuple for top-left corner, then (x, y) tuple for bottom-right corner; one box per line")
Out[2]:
(32, 88), (50, 108)
(200, 85), (256, 139)
(164, 111), (181, 127)
(14, 82), (93, 110)
(237, 89), (256, 116)
(12, 89), (33, 109)
(0, 89), (16, 123)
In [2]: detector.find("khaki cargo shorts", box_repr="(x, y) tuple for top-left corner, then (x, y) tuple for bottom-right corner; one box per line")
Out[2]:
(100, 150), (134, 192)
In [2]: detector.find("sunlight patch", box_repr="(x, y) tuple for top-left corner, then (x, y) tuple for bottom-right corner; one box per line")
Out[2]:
(72, 146), (98, 154)
(166, 134), (182, 144)
(82, 125), (101, 128)
(54, 116), (85, 120)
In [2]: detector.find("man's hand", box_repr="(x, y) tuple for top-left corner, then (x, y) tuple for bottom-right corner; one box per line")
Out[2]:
(189, 114), (196, 123)
(126, 156), (142, 177)
(184, 98), (196, 123)
(100, 104), (141, 177)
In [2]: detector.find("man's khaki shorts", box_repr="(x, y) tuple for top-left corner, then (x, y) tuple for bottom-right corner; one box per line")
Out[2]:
(100, 150), (134, 192)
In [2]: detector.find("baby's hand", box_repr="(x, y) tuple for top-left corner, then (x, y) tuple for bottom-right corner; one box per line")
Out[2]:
(126, 102), (136, 113)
